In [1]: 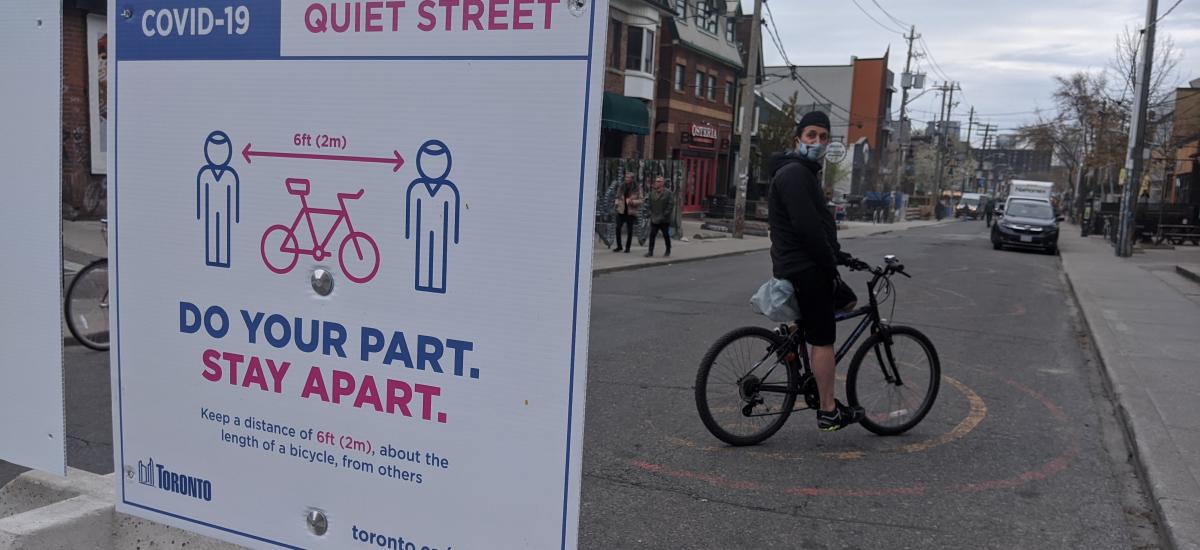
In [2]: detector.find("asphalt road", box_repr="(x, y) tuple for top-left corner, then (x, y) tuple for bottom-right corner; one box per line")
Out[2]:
(0, 221), (1161, 549)
(579, 220), (1160, 549)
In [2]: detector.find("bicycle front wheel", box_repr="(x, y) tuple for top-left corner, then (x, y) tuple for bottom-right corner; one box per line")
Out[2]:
(695, 326), (797, 446)
(846, 325), (940, 435)
(65, 259), (110, 351)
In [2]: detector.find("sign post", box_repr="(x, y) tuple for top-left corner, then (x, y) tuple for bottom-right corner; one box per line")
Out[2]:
(0, 0), (66, 475)
(110, 1), (605, 548)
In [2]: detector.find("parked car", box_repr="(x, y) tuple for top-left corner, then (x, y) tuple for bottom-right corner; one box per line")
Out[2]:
(991, 198), (1062, 254)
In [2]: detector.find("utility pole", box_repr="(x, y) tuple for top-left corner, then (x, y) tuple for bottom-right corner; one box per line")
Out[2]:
(889, 25), (920, 222)
(932, 83), (949, 218)
(1117, 0), (1157, 257)
(732, 0), (763, 239)
(933, 81), (959, 216)
(978, 122), (993, 194)
(964, 106), (975, 194)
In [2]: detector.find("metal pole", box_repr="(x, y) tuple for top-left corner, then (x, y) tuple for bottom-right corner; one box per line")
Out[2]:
(732, 0), (764, 239)
(1117, 0), (1158, 256)
(889, 26), (918, 223)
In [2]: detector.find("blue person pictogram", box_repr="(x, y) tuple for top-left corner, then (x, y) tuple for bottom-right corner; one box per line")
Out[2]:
(405, 140), (461, 294)
(196, 131), (240, 268)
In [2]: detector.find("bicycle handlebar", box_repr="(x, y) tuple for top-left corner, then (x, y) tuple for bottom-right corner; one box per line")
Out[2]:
(843, 257), (910, 278)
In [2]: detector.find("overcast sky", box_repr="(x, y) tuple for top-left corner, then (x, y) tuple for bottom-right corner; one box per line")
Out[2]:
(749, 0), (1200, 144)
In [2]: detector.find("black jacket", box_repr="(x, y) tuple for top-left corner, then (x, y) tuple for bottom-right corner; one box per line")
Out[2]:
(767, 152), (840, 278)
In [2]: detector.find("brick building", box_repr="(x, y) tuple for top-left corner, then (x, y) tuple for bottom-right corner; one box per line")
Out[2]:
(601, 0), (675, 160)
(760, 53), (895, 198)
(61, 0), (107, 219)
(654, 1), (742, 213)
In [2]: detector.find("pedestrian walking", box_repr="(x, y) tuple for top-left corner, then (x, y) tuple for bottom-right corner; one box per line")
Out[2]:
(645, 175), (673, 258)
(613, 172), (642, 253)
(984, 198), (995, 227)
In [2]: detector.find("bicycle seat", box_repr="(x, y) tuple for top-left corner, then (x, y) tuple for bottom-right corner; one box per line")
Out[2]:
(337, 189), (365, 201)
(286, 178), (310, 196)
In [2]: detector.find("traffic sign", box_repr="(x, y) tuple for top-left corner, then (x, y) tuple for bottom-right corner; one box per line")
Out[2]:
(110, 2), (604, 548)
(826, 140), (847, 163)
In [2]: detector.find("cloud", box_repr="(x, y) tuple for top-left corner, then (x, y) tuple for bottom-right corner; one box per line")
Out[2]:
(752, 0), (1198, 130)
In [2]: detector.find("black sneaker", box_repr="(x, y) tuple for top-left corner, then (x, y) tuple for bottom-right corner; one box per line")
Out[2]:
(816, 400), (865, 432)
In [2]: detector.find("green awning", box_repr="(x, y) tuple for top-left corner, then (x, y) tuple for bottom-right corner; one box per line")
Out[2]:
(601, 92), (650, 135)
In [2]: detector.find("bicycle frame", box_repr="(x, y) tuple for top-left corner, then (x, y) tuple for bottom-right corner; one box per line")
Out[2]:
(749, 267), (904, 398)
(285, 194), (360, 256)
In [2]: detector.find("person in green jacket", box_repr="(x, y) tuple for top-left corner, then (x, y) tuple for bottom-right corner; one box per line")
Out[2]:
(644, 175), (674, 258)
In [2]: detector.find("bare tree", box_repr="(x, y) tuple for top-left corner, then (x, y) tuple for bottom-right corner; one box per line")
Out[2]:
(1107, 25), (1181, 109)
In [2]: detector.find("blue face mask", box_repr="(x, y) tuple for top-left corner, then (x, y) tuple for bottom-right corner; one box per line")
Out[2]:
(795, 141), (826, 162)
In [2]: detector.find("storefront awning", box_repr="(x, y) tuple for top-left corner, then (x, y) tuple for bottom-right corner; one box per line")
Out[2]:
(601, 92), (649, 135)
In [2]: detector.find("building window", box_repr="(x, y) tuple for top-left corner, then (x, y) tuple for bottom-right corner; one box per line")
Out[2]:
(643, 28), (655, 73)
(726, 19), (735, 42)
(696, 1), (718, 34)
(694, 71), (704, 97)
(674, 64), (686, 92)
(625, 27), (655, 74)
(725, 80), (735, 105)
(675, 0), (687, 22)
(707, 75), (717, 100)
(608, 20), (622, 69)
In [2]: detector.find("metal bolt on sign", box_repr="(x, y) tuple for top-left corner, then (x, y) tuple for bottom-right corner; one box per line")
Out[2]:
(121, 8), (132, 19)
(569, 0), (586, 16)
(305, 509), (328, 536)
(311, 268), (334, 296)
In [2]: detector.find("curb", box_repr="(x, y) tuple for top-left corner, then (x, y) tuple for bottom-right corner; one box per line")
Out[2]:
(1059, 254), (1188, 550)
(0, 469), (242, 550)
(593, 247), (767, 276)
(1176, 265), (1200, 285)
(591, 225), (937, 276)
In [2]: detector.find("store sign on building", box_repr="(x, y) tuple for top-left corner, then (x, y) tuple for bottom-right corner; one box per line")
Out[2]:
(688, 123), (717, 149)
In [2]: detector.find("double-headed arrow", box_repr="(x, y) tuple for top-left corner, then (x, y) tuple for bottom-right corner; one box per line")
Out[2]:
(241, 143), (405, 172)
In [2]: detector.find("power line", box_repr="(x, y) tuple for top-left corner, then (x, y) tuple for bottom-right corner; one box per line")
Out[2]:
(870, 0), (911, 29)
(917, 36), (952, 82)
(849, 0), (905, 35)
(1155, 0), (1185, 24)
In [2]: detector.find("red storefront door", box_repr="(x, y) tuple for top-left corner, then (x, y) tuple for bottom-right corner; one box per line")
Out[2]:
(683, 155), (715, 213)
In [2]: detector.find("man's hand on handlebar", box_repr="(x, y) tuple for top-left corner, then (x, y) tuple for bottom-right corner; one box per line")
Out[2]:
(838, 253), (871, 272)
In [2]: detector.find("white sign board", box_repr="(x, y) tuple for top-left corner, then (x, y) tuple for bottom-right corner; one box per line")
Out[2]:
(0, 1), (66, 475)
(825, 140), (847, 164)
(110, 1), (603, 548)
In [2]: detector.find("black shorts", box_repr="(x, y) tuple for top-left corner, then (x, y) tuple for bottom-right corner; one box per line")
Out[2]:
(786, 268), (836, 346)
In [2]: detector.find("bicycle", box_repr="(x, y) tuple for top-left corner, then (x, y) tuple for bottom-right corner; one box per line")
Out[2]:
(695, 255), (940, 445)
(261, 178), (380, 284)
(65, 219), (109, 351)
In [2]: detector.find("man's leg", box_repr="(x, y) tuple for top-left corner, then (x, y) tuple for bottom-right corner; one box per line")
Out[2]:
(646, 222), (657, 256)
(614, 215), (624, 251)
(623, 216), (633, 251)
(811, 344), (837, 411)
(661, 223), (671, 255)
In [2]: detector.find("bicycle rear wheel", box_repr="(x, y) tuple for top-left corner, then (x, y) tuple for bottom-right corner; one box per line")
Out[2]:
(65, 259), (110, 351)
(695, 326), (797, 446)
(846, 325), (940, 435)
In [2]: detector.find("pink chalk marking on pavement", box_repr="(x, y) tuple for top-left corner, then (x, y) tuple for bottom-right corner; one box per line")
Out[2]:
(241, 143), (405, 172)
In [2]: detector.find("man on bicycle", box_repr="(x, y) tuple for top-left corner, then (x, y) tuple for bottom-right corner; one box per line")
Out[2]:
(766, 111), (865, 432)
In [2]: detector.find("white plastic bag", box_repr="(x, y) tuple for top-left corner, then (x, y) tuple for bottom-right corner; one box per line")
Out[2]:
(750, 278), (800, 322)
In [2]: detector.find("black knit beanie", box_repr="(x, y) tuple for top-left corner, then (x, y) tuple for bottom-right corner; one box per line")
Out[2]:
(796, 111), (831, 134)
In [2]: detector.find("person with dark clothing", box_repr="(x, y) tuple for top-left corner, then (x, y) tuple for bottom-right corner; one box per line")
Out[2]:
(767, 110), (865, 432)
(613, 173), (642, 253)
(645, 175), (673, 257)
(984, 198), (996, 227)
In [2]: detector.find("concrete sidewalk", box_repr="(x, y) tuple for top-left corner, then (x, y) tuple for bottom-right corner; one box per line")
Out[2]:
(1059, 229), (1200, 550)
(591, 218), (952, 274)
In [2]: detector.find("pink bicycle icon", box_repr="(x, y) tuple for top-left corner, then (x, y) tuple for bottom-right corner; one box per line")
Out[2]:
(260, 178), (381, 284)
